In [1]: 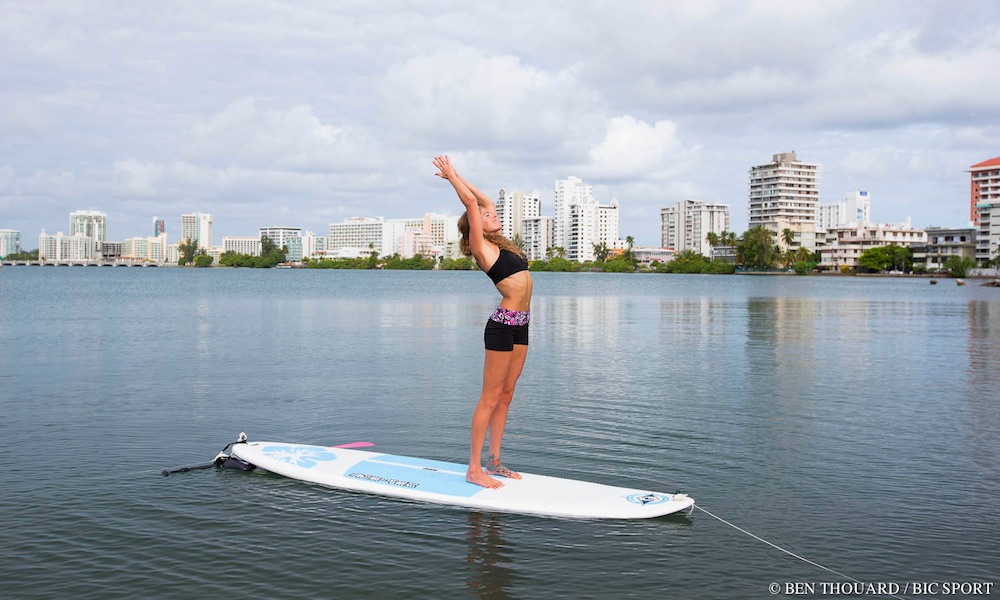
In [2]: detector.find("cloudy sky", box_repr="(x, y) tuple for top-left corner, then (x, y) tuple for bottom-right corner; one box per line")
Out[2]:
(2, 0), (998, 246)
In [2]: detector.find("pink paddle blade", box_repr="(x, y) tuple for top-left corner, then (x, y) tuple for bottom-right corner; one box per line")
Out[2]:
(333, 441), (375, 449)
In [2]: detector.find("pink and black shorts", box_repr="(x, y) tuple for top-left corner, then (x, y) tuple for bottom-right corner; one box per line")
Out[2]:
(484, 307), (530, 351)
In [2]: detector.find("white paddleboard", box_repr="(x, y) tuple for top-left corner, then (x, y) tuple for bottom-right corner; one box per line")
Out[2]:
(231, 441), (694, 519)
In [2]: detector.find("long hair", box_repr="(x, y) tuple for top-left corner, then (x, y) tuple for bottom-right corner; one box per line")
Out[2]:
(458, 208), (526, 260)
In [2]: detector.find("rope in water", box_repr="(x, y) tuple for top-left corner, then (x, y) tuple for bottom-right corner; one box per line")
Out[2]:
(693, 504), (907, 600)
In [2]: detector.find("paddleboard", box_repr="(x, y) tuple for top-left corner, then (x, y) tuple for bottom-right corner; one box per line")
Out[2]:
(230, 441), (694, 519)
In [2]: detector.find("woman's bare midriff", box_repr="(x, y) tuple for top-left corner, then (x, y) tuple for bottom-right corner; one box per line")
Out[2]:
(495, 271), (532, 312)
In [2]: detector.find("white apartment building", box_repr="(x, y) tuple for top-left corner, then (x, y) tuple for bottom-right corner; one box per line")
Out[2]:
(70, 210), (107, 242)
(122, 234), (168, 263)
(497, 189), (541, 244)
(223, 236), (262, 256)
(38, 231), (97, 262)
(976, 202), (1000, 265)
(553, 176), (620, 262)
(181, 212), (214, 250)
(818, 191), (872, 232)
(301, 230), (325, 259)
(260, 227), (302, 251)
(0, 229), (21, 258)
(749, 151), (819, 250)
(660, 199), (730, 257)
(819, 221), (927, 270)
(522, 216), (554, 261)
(598, 200), (620, 252)
(554, 176), (594, 256)
(329, 217), (387, 256)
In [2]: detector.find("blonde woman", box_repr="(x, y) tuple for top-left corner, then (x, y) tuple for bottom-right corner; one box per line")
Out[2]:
(434, 155), (533, 489)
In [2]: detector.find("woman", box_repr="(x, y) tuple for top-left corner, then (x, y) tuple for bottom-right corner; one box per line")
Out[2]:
(434, 154), (533, 489)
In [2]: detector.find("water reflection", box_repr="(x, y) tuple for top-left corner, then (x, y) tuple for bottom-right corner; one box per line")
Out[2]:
(465, 512), (520, 599)
(544, 296), (620, 348)
(966, 301), (1000, 484)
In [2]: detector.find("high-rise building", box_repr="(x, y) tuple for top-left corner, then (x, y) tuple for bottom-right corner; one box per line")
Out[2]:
(521, 216), (554, 261)
(260, 227), (302, 252)
(328, 217), (386, 255)
(969, 157), (1000, 226)
(38, 231), (97, 262)
(0, 229), (21, 258)
(497, 189), (541, 245)
(153, 217), (165, 237)
(818, 191), (872, 232)
(69, 210), (107, 241)
(748, 151), (819, 250)
(301, 230), (325, 259)
(181, 212), (213, 249)
(660, 200), (730, 257)
(553, 176), (594, 254)
(976, 202), (1000, 265)
(553, 176), (618, 261)
(597, 200), (620, 253)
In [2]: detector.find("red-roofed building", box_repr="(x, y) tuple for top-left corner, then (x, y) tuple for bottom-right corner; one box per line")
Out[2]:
(969, 157), (1000, 225)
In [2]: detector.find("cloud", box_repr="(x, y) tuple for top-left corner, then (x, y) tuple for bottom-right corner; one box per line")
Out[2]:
(379, 46), (593, 155)
(586, 116), (690, 180)
(182, 98), (372, 172)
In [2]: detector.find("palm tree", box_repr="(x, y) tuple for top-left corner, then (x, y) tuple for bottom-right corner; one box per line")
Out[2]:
(706, 232), (720, 249)
(624, 236), (636, 267)
(781, 228), (795, 248)
(592, 241), (609, 262)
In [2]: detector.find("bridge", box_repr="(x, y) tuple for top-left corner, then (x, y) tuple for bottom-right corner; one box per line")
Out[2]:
(1, 260), (162, 267)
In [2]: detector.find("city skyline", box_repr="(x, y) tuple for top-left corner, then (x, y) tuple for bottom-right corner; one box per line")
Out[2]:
(3, 154), (993, 254)
(2, 3), (997, 247)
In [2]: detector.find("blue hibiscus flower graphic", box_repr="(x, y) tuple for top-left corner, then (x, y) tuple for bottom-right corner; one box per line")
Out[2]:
(261, 445), (337, 468)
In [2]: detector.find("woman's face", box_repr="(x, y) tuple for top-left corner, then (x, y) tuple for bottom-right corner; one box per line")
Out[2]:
(480, 206), (502, 233)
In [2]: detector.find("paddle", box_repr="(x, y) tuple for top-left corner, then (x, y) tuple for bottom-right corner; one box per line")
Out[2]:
(332, 441), (375, 449)
(161, 441), (375, 476)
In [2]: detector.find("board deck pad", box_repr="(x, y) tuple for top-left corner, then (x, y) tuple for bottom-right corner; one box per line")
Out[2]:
(231, 441), (694, 519)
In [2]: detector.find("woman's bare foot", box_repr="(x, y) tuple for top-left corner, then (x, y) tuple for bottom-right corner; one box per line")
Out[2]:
(467, 467), (503, 489)
(486, 456), (522, 480)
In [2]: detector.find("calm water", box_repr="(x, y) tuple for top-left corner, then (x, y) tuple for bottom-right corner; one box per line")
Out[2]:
(2, 268), (998, 599)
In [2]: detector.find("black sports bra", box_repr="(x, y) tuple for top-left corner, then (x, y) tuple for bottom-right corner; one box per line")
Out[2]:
(486, 248), (529, 285)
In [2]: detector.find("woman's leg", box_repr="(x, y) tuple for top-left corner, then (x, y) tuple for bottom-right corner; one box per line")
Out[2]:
(486, 344), (527, 479)
(467, 349), (514, 488)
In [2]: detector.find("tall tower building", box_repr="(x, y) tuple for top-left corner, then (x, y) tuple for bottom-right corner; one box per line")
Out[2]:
(660, 200), (730, 256)
(497, 189), (541, 245)
(181, 212), (214, 250)
(969, 157), (1000, 226)
(553, 176), (616, 261)
(69, 210), (107, 241)
(748, 151), (819, 250)
(553, 176), (594, 253)
(0, 229), (22, 258)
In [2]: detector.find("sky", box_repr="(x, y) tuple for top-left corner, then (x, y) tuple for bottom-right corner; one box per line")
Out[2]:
(2, 0), (998, 247)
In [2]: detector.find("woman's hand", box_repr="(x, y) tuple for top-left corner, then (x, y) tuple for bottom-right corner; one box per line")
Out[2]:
(433, 154), (458, 180)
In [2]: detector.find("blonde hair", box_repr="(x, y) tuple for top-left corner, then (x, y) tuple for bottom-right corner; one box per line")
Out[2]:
(457, 208), (526, 260)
